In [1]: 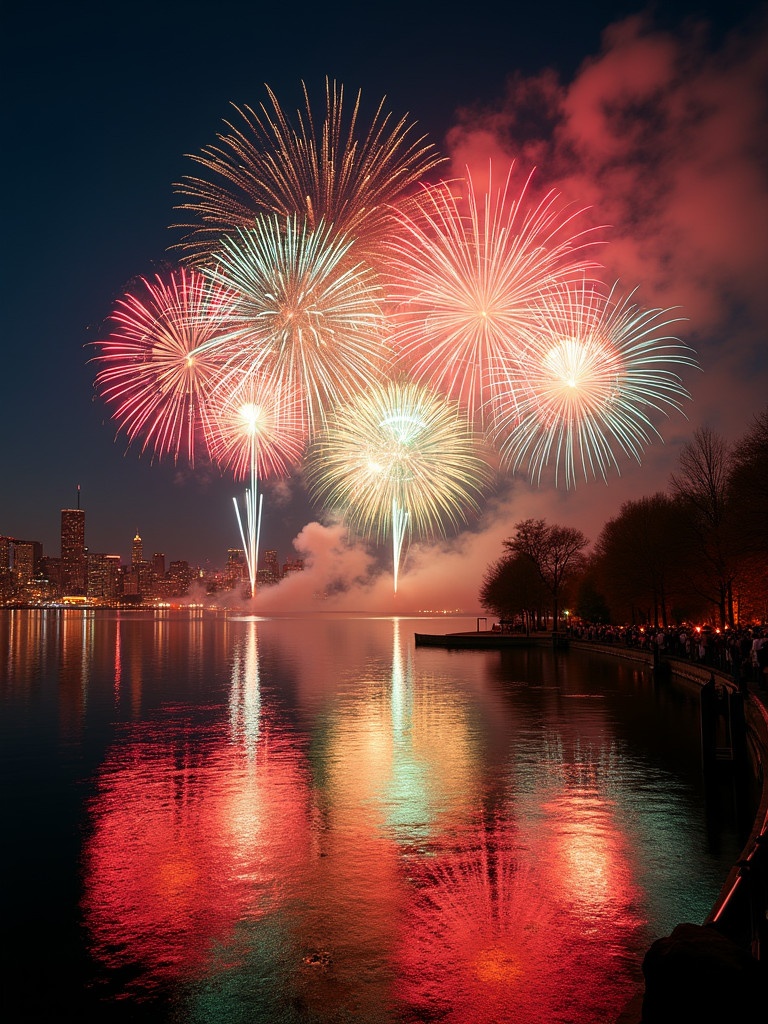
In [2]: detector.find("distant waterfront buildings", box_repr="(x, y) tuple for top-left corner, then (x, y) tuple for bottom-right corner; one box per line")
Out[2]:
(87, 552), (121, 601)
(1, 495), (303, 605)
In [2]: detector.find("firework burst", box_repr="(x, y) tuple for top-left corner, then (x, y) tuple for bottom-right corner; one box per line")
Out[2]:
(207, 370), (306, 483)
(175, 78), (444, 265)
(203, 214), (389, 433)
(491, 280), (697, 487)
(91, 268), (234, 464)
(305, 379), (492, 591)
(207, 370), (307, 596)
(384, 165), (600, 430)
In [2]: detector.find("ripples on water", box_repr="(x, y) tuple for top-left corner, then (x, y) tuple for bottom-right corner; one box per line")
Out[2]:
(0, 610), (747, 1023)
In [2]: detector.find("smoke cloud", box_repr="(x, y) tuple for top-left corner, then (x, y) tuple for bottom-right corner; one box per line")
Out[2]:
(446, 11), (768, 433)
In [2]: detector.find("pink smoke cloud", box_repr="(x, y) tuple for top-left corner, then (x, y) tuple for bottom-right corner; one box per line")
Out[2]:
(446, 11), (768, 437)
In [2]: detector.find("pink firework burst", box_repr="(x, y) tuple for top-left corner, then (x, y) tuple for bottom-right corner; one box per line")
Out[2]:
(384, 164), (601, 430)
(91, 267), (235, 465)
(207, 370), (307, 483)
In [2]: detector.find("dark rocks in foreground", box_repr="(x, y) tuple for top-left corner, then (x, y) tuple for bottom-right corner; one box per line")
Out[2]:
(641, 922), (765, 1022)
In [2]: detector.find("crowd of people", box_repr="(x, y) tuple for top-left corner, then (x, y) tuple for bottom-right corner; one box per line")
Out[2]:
(567, 621), (768, 689)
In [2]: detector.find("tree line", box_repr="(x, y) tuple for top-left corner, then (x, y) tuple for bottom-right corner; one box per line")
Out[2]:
(480, 407), (767, 630)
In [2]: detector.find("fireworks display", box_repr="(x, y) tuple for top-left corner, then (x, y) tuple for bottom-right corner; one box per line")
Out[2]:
(203, 214), (389, 433)
(91, 268), (234, 465)
(207, 371), (306, 483)
(384, 167), (600, 429)
(175, 78), (444, 267)
(92, 80), (698, 598)
(491, 280), (697, 487)
(206, 371), (307, 594)
(305, 380), (492, 591)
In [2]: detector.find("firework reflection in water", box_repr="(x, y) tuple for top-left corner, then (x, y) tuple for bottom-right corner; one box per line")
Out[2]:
(398, 819), (556, 1023)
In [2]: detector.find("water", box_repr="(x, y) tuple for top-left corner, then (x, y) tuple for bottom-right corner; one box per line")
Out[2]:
(0, 610), (750, 1023)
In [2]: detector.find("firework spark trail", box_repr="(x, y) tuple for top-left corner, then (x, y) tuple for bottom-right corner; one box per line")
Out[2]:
(174, 78), (444, 267)
(305, 379), (492, 591)
(91, 268), (234, 465)
(384, 165), (601, 430)
(201, 214), (389, 434)
(207, 370), (307, 595)
(491, 280), (698, 487)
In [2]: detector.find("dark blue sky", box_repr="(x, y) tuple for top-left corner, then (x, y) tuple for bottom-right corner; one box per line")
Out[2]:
(2, 1), (764, 569)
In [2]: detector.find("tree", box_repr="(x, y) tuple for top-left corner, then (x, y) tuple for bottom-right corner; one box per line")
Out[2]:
(670, 426), (740, 626)
(728, 406), (768, 622)
(574, 558), (612, 624)
(593, 494), (695, 626)
(479, 551), (548, 627)
(729, 406), (768, 550)
(504, 518), (589, 630)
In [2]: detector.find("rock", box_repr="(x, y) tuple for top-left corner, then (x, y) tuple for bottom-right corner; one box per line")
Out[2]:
(641, 922), (764, 1022)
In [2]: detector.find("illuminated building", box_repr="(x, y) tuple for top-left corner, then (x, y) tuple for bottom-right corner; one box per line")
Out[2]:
(12, 540), (40, 587)
(282, 558), (305, 577)
(226, 548), (247, 590)
(0, 536), (12, 601)
(257, 549), (281, 587)
(39, 556), (61, 595)
(61, 497), (86, 596)
(87, 553), (121, 601)
(168, 560), (195, 596)
(132, 530), (143, 567)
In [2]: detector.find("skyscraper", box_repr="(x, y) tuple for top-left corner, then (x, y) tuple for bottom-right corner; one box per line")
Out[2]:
(0, 536), (12, 601)
(61, 490), (86, 596)
(132, 530), (143, 566)
(87, 553), (120, 600)
(261, 549), (281, 586)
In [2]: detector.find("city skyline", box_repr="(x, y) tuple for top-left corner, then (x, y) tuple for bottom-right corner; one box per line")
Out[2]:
(2, 492), (304, 572)
(1, 490), (307, 606)
(2, 1), (766, 609)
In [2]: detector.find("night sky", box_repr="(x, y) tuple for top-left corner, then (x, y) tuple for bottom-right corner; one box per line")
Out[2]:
(2, 1), (766, 607)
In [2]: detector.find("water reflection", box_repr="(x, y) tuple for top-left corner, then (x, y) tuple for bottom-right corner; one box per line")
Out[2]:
(397, 817), (558, 1023)
(0, 611), (743, 1023)
(82, 664), (313, 1001)
(228, 618), (261, 756)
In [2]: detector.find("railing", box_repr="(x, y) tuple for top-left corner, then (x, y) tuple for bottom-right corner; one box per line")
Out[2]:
(704, 692), (768, 961)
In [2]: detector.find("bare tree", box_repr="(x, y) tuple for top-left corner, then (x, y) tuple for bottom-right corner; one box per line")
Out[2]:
(504, 518), (589, 630)
(728, 406), (768, 621)
(479, 551), (548, 628)
(729, 406), (768, 546)
(670, 426), (739, 626)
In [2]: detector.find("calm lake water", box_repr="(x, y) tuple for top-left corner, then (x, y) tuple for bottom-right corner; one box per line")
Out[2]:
(0, 610), (750, 1023)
